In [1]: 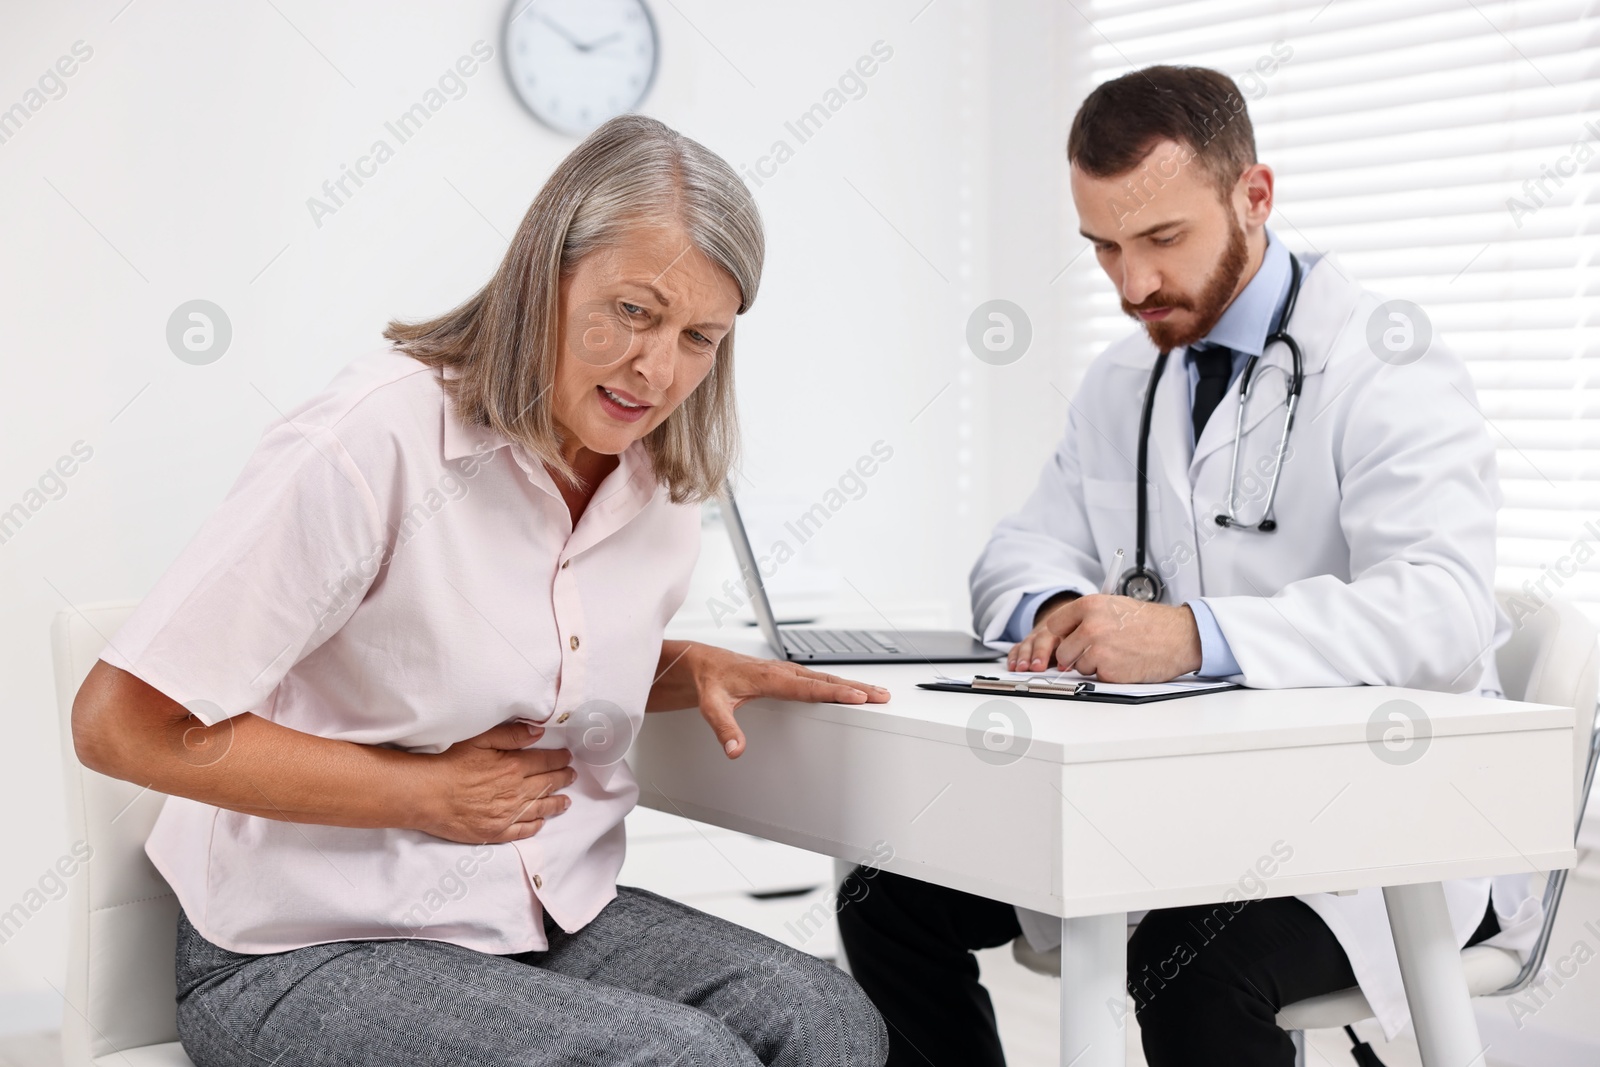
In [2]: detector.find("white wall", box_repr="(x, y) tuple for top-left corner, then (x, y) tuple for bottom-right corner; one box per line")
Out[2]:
(0, 0), (1074, 1023)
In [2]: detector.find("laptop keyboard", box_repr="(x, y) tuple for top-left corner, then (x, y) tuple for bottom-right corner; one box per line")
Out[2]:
(782, 629), (902, 655)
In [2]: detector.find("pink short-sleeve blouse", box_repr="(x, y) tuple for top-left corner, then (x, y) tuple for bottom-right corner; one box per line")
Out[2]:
(99, 349), (701, 954)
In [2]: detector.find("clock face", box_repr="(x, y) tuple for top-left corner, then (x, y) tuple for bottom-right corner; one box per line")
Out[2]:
(504, 0), (659, 136)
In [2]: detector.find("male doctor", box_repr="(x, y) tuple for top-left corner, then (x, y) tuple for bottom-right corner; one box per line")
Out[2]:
(837, 66), (1539, 1066)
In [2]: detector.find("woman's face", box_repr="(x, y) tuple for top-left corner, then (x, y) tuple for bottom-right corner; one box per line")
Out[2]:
(552, 224), (741, 464)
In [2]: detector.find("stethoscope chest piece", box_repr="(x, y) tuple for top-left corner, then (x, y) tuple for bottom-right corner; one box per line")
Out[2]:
(1117, 566), (1165, 603)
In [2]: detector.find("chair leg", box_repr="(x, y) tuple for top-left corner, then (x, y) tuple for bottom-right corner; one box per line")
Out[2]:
(1289, 1029), (1307, 1067)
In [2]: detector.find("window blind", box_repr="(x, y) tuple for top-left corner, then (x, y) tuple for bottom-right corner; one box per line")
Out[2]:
(1058, 0), (1600, 619)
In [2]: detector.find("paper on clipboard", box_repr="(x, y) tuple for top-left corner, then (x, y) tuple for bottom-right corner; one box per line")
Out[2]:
(932, 668), (1235, 699)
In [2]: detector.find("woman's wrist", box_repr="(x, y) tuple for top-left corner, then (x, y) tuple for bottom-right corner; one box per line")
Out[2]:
(647, 640), (711, 712)
(384, 746), (446, 835)
(677, 640), (716, 680)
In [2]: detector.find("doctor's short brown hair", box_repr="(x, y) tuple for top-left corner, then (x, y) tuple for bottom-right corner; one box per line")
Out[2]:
(1067, 65), (1257, 199)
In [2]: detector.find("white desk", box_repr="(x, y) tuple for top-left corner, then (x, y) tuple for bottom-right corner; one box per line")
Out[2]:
(630, 631), (1576, 1067)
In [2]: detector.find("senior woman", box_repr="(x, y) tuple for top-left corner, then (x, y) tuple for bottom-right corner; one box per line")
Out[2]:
(72, 115), (889, 1067)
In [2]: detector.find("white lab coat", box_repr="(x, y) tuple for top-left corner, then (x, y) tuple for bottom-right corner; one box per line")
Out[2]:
(973, 253), (1543, 1039)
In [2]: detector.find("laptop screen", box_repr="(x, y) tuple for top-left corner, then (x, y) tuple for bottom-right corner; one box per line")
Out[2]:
(717, 485), (786, 657)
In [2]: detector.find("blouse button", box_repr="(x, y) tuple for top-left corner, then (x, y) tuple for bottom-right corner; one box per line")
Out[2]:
(570, 635), (580, 650)
(533, 874), (543, 889)
(555, 711), (571, 724)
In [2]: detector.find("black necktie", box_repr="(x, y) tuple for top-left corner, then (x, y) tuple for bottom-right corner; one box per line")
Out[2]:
(1190, 343), (1235, 441)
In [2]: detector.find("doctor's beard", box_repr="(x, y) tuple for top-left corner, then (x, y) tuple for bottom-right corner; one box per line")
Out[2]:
(1122, 218), (1249, 351)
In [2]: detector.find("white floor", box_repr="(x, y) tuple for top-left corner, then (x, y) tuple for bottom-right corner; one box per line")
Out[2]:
(0, 1007), (1460, 1067)
(0, 1033), (58, 1067)
(0, 953), (1499, 1067)
(977, 943), (1451, 1067)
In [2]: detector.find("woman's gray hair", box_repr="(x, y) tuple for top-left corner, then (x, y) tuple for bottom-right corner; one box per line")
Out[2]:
(385, 114), (763, 503)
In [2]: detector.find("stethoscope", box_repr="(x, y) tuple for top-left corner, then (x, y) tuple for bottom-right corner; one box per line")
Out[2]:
(1118, 255), (1305, 604)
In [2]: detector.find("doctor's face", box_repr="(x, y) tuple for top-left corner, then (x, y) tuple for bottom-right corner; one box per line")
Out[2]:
(1072, 138), (1266, 351)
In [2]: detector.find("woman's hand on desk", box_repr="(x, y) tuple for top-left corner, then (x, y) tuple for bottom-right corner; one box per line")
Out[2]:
(649, 641), (889, 759)
(417, 722), (578, 844)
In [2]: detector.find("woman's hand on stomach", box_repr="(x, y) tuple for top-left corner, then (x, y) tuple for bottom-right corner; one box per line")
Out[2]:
(71, 662), (574, 840)
(416, 721), (577, 844)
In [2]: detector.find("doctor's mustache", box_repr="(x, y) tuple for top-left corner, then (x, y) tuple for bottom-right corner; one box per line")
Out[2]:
(1121, 290), (1197, 315)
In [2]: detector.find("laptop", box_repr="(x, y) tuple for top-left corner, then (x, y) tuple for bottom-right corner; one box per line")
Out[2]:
(719, 486), (1003, 664)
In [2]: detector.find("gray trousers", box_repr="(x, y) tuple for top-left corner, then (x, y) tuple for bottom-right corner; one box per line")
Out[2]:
(174, 886), (887, 1066)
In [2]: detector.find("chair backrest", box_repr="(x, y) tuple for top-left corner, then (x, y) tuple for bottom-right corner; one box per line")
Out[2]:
(52, 602), (180, 1065)
(1493, 592), (1600, 816)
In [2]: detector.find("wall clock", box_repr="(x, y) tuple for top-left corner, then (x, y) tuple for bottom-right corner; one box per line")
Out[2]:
(504, 0), (659, 136)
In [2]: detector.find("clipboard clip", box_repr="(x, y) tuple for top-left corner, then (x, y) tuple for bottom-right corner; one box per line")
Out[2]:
(971, 675), (1095, 696)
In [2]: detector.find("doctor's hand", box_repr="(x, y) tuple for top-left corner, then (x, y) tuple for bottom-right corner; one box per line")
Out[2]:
(1008, 594), (1203, 683)
(649, 641), (890, 759)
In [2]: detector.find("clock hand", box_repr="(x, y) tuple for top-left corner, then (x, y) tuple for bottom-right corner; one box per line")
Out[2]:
(575, 31), (622, 53)
(538, 13), (587, 50)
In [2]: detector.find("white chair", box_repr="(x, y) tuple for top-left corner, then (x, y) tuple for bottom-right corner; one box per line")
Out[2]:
(1276, 594), (1600, 1062)
(1010, 593), (1600, 1065)
(53, 601), (194, 1067)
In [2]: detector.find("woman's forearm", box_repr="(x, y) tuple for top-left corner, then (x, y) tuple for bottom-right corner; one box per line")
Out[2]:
(646, 640), (704, 712)
(73, 660), (434, 831)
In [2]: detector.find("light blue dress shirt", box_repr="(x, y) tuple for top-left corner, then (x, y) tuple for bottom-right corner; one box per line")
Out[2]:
(1002, 230), (1294, 679)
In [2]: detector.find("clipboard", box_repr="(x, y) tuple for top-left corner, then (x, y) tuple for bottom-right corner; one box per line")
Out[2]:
(916, 675), (1242, 704)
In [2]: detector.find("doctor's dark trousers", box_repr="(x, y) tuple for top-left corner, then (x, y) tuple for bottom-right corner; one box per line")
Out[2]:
(836, 866), (1499, 1067)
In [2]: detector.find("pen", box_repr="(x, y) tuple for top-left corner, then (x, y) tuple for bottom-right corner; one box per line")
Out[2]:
(972, 675), (1094, 695)
(1101, 548), (1124, 595)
